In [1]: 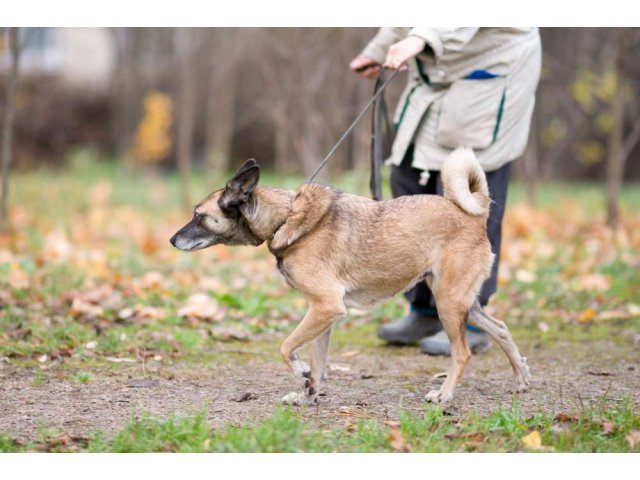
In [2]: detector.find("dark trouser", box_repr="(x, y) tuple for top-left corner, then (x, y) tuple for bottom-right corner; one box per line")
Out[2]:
(390, 145), (511, 311)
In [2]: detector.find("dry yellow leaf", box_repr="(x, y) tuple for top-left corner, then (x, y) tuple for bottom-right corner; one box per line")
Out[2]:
(579, 273), (611, 292)
(7, 263), (30, 290)
(578, 308), (597, 323)
(389, 424), (409, 452)
(515, 269), (537, 283)
(522, 430), (542, 449)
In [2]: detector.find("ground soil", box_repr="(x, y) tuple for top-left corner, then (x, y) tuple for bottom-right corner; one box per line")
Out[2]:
(1, 333), (639, 441)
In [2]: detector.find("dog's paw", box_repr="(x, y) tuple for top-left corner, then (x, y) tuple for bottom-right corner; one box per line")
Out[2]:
(516, 372), (532, 393)
(515, 357), (532, 393)
(281, 391), (314, 406)
(425, 389), (453, 405)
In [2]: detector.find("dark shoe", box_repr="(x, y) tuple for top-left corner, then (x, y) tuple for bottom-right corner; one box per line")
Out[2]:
(419, 329), (491, 356)
(378, 310), (442, 345)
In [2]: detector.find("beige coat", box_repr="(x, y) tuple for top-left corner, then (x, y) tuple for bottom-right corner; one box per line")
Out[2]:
(362, 27), (541, 181)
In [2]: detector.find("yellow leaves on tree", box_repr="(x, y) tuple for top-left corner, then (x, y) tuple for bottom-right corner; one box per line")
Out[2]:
(540, 117), (568, 147)
(574, 141), (604, 166)
(571, 69), (618, 113)
(133, 91), (173, 165)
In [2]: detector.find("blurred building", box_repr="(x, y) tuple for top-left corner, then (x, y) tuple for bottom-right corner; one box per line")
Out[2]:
(0, 28), (115, 93)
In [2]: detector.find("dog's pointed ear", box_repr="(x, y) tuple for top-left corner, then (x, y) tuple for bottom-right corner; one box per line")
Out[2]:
(218, 159), (260, 213)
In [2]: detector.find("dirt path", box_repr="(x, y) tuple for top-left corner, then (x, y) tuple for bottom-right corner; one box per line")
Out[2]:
(1, 335), (639, 441)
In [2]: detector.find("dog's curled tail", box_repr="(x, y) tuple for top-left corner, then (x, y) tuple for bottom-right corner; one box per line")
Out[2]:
(441, 147), (490, 217)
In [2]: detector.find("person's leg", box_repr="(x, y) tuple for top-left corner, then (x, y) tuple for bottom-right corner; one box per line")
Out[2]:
(478, 162), (511, 306)
(377, 146), (443, 345)
(420, 161), (512, 355)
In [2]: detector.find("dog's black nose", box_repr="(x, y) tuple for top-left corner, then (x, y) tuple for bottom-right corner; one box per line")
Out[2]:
(169, 233), (177, 247)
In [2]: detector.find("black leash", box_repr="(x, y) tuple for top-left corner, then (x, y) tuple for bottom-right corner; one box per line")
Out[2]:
(370, 70), (395, 200)
(306, 67), (401, 190)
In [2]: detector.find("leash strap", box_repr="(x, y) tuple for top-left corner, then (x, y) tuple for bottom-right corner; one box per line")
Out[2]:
(306, 67), (401, 185)
(370, 70), (395, 200)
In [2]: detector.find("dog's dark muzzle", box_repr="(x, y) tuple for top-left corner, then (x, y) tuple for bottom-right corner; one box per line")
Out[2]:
(170, 219), (214, 252)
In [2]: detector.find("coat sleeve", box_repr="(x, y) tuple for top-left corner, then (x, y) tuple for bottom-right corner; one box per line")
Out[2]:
(408, 28), (480, 62)
(361, 27), (407, 64)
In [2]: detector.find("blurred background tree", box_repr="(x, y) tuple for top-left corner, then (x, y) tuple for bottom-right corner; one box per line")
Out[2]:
(1, 27), (640, 216)
(1, 27), (21, 232)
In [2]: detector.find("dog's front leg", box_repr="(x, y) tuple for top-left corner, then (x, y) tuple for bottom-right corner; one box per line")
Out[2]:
(280, 303), (344, 406)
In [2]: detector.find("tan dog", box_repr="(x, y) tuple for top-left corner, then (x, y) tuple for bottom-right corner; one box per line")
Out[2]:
(170, 148), (531, 405)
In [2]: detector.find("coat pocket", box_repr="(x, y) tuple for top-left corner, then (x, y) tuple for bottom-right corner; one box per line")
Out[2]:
(435, 76), (507, 150)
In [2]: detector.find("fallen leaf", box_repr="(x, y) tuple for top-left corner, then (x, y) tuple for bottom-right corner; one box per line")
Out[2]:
(328, 364), (351, 372)
(232, 392), (257, 402)
(578, 307), (597, 323)
(71, 298), (104, 319)
(340, 350), (360, 358)
(71, 284), (123, 310)
(7, 263), (30, 290)
(103, 357), (136, 363)
(178, 293), (224, 322)
(554, 413), (578, 423)
(210, 326), (250, 342)
(625, 431), (640, 449)
(43, 230), (72, 261)
(389, 423), (409, 452)
(7, 327), (31, 340)
(140, 271), (164, 289)
(579, 273), (611, 292)
(515, 269), (537, 283)
(522, 430), (542, 449)
(602, 421), (614, 435)
(118, 305), (166, 323)
(337, 406), (355, 416)
(462, 431), (487, 449)
(627, 304), (640, 317)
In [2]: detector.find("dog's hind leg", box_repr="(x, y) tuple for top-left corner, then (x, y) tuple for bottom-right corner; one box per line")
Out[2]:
(280, 298), (344, 406)
(424, 296), (471, 404)
(423, 255), (480, 404)
(467, 300), (531, 392)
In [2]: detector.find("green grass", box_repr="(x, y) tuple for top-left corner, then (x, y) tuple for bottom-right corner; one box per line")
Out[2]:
(1, 156), (639, 452)
(74, 371), (91, 384)
(2, 399), (638, 453)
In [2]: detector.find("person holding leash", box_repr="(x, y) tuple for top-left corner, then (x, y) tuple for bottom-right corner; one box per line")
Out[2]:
(350, 28), (541, 356)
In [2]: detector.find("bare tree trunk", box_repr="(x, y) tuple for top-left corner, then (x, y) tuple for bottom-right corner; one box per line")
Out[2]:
(110, 28), (139, 160)
(606, 28), (630, 231)
(273, 105), (290, 173)
(522, 108), (540, 207)
(206, 67), (237, 176)
(1, 28), (21, 232)
(176, 28), (197, 211)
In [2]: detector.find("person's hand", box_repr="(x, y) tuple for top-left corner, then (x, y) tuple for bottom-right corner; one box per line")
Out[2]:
(384, 36), (426, 70)
(349, 54), (382, 79)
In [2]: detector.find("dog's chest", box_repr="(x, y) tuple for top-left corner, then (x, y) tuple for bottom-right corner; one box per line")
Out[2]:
(275, 255), (297, 288)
